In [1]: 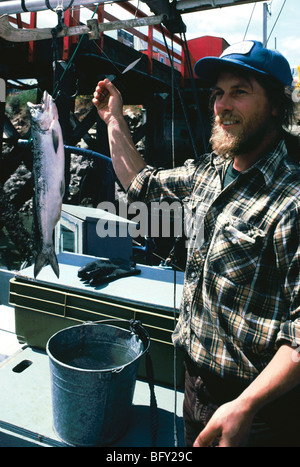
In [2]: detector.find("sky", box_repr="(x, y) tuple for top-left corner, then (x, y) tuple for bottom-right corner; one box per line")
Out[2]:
(182, 0), (299, 69)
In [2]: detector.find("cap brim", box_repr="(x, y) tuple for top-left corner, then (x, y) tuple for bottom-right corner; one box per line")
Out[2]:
(194, 57), (270, 84)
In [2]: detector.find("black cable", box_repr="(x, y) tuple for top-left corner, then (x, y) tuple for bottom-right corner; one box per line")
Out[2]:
(181, 30), (208, 153)
(243, 2), (257, 40)
(21, 0), (29, 12)
(267, 0), (287, 45)
(145, 351), (159, 447)
(160, 25), (199, 160)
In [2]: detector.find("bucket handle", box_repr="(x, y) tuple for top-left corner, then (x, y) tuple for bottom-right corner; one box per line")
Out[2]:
(83, 318), (150, 354)
(83, 318), (158, 447)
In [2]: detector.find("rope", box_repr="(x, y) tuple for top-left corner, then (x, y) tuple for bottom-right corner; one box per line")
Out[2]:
(49, 1), (75, 69)
(173, 268), (179, 447)
(170, 35), (179, 448)
(51, 17), (63, 64)
(159, 25), (183, 447)
(145, 351), (159, 447)
(52, 3), (100, 99)
(129, 319), (159, 447)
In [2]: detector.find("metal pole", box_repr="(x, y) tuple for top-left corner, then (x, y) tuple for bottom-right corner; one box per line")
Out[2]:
(263, 2), (268, 47)
(0, 0), (107, 16)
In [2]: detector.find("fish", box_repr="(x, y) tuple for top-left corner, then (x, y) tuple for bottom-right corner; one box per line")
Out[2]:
(27, 91), (65, 278)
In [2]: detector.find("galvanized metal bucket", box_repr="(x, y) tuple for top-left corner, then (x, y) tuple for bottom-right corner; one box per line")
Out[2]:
(46, 319), (150, 447)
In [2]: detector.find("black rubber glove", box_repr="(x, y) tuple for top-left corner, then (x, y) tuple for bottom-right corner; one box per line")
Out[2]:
(78, 258), (141, 286)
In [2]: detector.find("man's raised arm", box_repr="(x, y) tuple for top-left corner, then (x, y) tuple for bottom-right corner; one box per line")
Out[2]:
(93, 79), (146, 190)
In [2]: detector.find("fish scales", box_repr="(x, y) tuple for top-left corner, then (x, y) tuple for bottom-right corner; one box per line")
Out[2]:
(28, 91), (65, 278)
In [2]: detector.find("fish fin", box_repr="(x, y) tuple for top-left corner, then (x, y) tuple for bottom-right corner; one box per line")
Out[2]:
(52, 129), (59, 153)
(34, 246), (60, 279)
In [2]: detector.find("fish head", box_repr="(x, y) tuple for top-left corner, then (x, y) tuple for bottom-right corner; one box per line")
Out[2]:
(27, 91), (59, 131)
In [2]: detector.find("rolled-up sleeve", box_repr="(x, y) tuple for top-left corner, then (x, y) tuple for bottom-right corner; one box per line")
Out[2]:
(127, 159), (200, 205)
(275, 205), (300, 347)
(127, 165), (154, 202)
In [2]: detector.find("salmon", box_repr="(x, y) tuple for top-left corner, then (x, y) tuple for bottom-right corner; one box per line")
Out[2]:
(27, 91), (65, 278)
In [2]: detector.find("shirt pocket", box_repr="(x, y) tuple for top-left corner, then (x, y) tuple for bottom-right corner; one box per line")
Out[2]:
(208, 217), (266, 285)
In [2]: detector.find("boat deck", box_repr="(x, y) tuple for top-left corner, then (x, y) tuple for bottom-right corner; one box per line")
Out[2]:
(0, 270), (186, 448)
(0, 305), (23, 363)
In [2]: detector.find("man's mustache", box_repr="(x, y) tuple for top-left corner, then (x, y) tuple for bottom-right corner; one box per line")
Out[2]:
(215, 114), (241, 125)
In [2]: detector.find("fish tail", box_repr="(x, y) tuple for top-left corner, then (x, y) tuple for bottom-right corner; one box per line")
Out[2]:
(34, 246), (59, 279)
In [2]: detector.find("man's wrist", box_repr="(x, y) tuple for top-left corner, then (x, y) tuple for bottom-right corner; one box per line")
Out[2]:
(235, 389), (264, 417)
(105, 113), (124, 127)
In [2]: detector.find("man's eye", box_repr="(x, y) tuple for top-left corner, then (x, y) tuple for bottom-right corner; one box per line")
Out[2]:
(234, 89), (247, 96)
(213, 91), (223, 99)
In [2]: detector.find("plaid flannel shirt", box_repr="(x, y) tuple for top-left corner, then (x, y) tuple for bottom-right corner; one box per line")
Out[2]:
(127, 139), (300, 383)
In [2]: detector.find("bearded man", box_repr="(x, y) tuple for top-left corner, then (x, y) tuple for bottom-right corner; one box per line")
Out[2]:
(93, 40), (300, 447)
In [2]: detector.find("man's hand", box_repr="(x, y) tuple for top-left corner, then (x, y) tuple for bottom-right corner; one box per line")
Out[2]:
(193, 345), (300, 447)
(92, 78), (123, 125)
(193, 399), (255, 447)
(91, 77), (146, 190)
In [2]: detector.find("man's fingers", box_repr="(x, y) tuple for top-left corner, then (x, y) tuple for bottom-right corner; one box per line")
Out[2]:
(193, 425), (221, 447)
(93, 79), (120, 105)
(92, 81), (110, 109)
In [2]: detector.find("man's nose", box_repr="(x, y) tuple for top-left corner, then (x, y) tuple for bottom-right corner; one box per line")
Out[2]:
(215, 93), (234, 113)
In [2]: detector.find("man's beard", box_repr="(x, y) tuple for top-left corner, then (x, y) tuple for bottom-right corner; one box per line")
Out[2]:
(210, 113), (273, 159)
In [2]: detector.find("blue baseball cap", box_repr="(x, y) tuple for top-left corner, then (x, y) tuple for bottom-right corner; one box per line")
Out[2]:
(194, 40), (293, 87)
